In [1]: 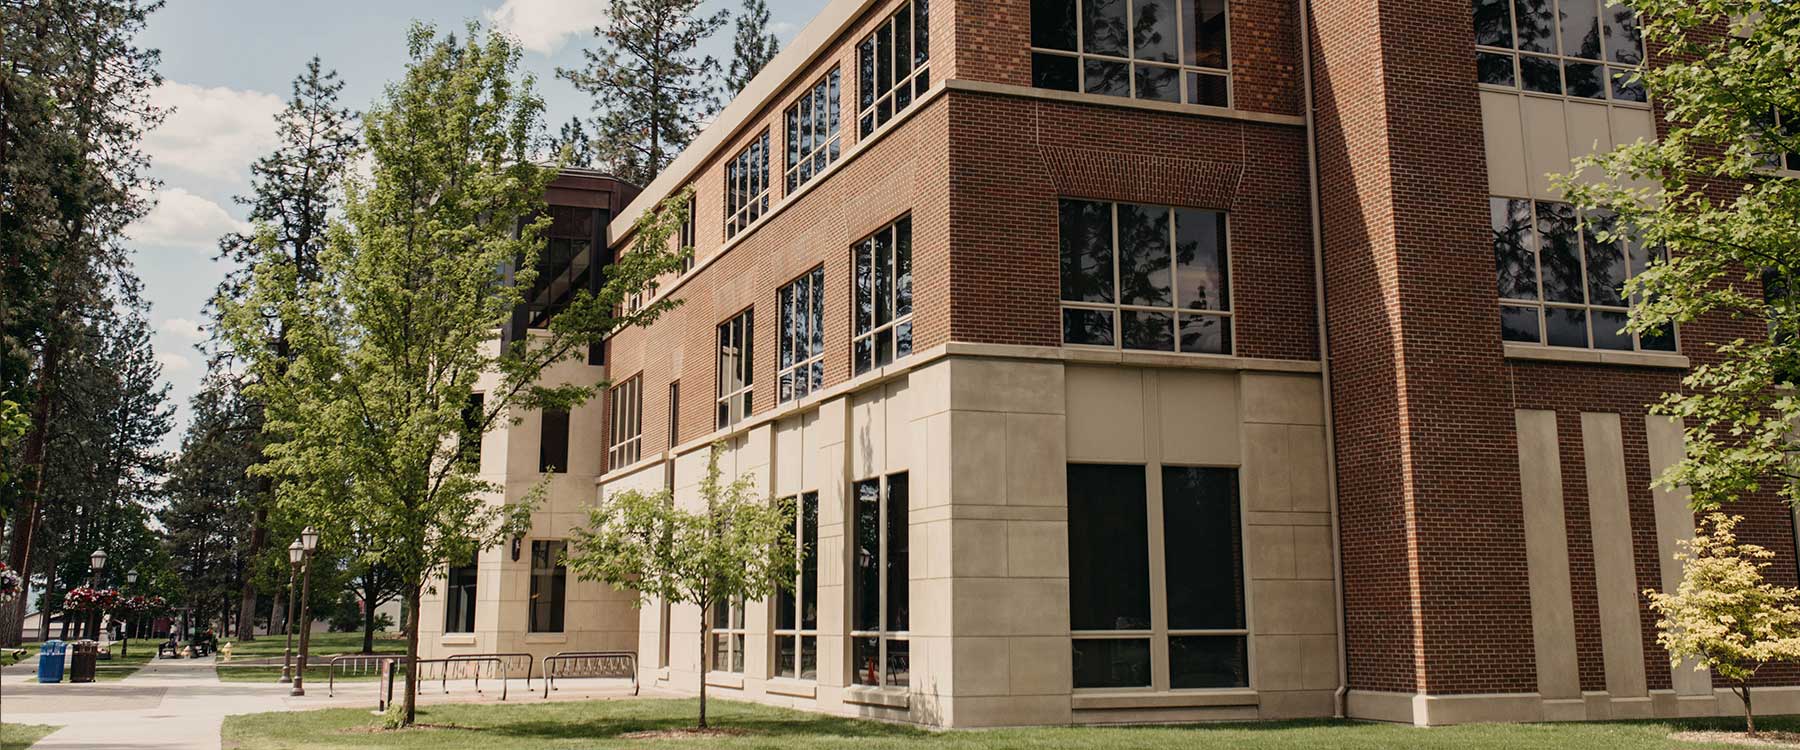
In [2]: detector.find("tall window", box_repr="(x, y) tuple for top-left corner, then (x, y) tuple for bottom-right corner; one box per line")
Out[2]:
(1068, 464), (1246, 690)
(710, 596), (747, 673)
(858, 0), (931, 139)
(1059, 199), (1231, 354)
(529, 540), (567, 633)
(458, 393), (484, 466)
(786, 69), (842, 194)
(608, 375), (643, 468)
(779, 267), (826, 403)
(851, 472), (909, 687)
(775, 492), (820, 680)
(1491, 197), (1676, 351)
(717, 310), (755, 429)
(1758, 109), (1800, 173)
(726, 130), (771, 239)
(853, 217), (914, 375)
(1473, 0), (1645, 103)
(539, 408), (569, 473)
(1030, 0), (1230, 106)
(678, 192), (698, 274)
(444, 558), (478, 634)
(668, 381), (681, 449)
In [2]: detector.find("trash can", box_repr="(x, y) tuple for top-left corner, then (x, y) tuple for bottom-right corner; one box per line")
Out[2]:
(68, 640), (98, 683)
(36, 640), (66, 683)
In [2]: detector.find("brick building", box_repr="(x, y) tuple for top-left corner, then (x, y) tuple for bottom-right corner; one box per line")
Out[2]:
(418, 0), (1800, 728)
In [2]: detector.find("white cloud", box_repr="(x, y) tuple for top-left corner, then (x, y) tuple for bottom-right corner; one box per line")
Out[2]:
(772, 21), (801, 40)
(487, 0), (608, 55)
(155, 351), (194, 374)
(159, 318), (207, 343)
(143, 82), (284, 183)
(127, 187), (251, 250)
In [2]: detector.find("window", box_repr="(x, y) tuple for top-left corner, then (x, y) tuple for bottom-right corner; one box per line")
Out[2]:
(710, 596), (747, 673)
(1491, 197), (1676, 351)
(1059, 199), (1231, 354)
(1068, 464), (1246, 690)
(725, 131), (771, 239)
(1030, 0), (1230, 107)
(458, 393), (484, 466)
(607, 375), (643, 468)
(444, 558), (478, 634)
(786, 69), (842, 194)
(529, 540), (567, 633)
(716, 310), (755, 429)
(851, 473), (908, 687)
(1757, 109), (1800, 173)
(775, 492), (820, 680)
(668, 381), (681, 449)
(1473, 0), (1646, 103)
(539, 408), (569, 473)
(779, 267), (826, 403)
(853, 217), (914, 375)
(857, 0), (931, 139)
(678, 192), (698, 274)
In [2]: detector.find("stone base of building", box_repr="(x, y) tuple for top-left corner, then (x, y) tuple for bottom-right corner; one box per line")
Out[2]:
(1346, 688), (1789, 726)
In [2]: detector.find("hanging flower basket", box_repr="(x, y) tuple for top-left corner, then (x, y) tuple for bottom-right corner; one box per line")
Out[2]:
(0, 563), (20, 605)
(63, 586), (120, 613)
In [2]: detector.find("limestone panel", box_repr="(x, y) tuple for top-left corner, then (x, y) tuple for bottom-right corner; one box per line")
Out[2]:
(1157, 369), (1241, 465)
(1240, 372), (1324, 426)
(1516, 409), (1581, 701)
(1582, 411), (1649, 699)
(1065, 366), (1147, 461)
(1481, 90), (1530, 199)
(1646, 414), (1711, 698)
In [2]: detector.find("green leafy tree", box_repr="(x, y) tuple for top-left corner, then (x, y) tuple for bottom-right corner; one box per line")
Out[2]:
(1646, 513), (1800, 736)
(558, 0), (728, 185)
(727, 0), (780, 95)
(567, 444), (795, 730)
(1558, 0), (1800, 509)
(220, 22), (687, 726)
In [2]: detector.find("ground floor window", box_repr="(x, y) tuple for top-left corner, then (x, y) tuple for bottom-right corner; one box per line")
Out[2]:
(710, 596), (747, 673)
(1067, 463), (1246, 690)
(851, 472), (909, 687)
(775, 491), (820, 679)
(528, 540), (566, 633)
(444, 558), (478, 633)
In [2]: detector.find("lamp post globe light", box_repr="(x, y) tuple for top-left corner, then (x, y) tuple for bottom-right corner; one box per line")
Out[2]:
(88, 549), (106, 641)
(292, 528), (319, 697)
(280, 540), (303, 684)
(121, 569), (139, 657)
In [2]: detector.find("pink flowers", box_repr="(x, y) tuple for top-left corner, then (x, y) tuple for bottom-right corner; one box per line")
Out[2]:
(62, 586), (120, 613)
(0, 563), (20, 604)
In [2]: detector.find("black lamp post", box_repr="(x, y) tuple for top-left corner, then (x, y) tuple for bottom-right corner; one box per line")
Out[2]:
(291, 526), (319, 697)
(88, 549), (106, 641)
(122, 568), (138, 658)
(279, 540), (302, 684)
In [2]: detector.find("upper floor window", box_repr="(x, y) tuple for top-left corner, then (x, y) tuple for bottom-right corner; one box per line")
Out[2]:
(779, 267), (826, 403)
(607, 375), (643, 469)
(1031, 0), (1230, 107)
(725, 130), (771, 239)
(1474, 0), (1646, 103)
(1491, 197), (1676, 352)
(858, 0), (931, 139)
(458, 393), (484, 467)
(1757, 108), (1800, 173)
(678, 192), (697, 274)
(1059, 199), (1231, 355)
(786, 69), (842, 194)
(539, 408), (569, 473)
(853, 217), (914, 375)
(717, 309), (755, 429)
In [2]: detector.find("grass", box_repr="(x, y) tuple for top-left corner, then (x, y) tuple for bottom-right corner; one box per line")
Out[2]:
(221, 631), (405, 663)
(220, 697), (1800, 750)
(0, 723), (57, 750)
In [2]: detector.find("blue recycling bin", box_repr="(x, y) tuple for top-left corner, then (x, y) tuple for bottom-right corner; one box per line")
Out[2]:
(37, 639), (66, 683)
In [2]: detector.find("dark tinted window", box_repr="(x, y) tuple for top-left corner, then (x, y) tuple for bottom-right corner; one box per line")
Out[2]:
(539, 409), (569, 473)
(529, 540), (566, 633)
(1068, 464), (1151, 630)
(1162, 467), (1243, 630)
(1072, 638), (1151, 688)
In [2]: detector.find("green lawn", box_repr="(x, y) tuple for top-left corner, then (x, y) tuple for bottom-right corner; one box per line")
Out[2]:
(0, 723), (57, 750)
(221, 631), (404, 662)
(221, 698), (1800, 750)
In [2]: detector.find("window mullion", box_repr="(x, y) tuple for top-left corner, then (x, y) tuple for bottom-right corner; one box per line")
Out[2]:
(1145, 462), (1171, 692)
(1111, 203), (1123, 344)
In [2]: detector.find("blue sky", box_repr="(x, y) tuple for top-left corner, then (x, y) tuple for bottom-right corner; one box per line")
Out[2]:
(130, 0), (827, 450)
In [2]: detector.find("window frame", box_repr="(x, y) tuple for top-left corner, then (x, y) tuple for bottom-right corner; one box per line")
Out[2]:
(773, 491), (821, 681)
(852, 216), (915, 375)
(786, 68), (843, 194)
(678, 191), (698, 275)
(717, 308), (755, 429)
(1029, 0), (1233, 107)
(709, 595), (748, 674)
(528, 540), (567, 633)
(1490, 196), (1678, 353)
(607, 375), (643, 469)
(538, 407), (570, 474)
(444, 557), (479, 634)
(849, 472), (909, 688)
(725, 130), (772, 239)
(856, 0), (932, 140)
(1473, 0), (1648, 106)
(779, 266), (827, 403)
(1058, 199), (1234, 355)
(1067, 462), (1250, 693)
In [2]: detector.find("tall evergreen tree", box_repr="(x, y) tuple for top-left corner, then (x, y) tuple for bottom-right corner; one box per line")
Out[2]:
(549, 115), (596, 170)
(160, 375), (261, 637)
(557, 0), (728, 186)
(0, 0), (165, 647)
(727, 0), (780, 95)
(210, 57), (357, 641)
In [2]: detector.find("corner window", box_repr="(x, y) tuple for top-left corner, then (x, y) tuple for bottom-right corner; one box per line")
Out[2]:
(444, 558), (478, 634)
(775, 491), (820, 680)
(1473, 0), (1645, 103)
(851, 473), (908, 687)
(857, 0), (931, 139)
(853, 217), (914, 375)
(1491, 197), (1676, 352)
(607, 375), (643, 469)
(1068, 464), (1246, 690)
(528, 540), (567, 633)
(717, 310), (754, 429)
(786, 69), (842, 194)
(1059, 199), (1231, 354)
(725, 131), (771, 239)
(779, 267), (826, 403)
(710, 596), (747, 673)
(539, 408), (569, 473)
(1031, 0), (1230, 107)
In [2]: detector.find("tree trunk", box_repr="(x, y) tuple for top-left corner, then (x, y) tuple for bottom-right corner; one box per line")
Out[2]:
(36, 554), (55, 641)
(362, 597), (376, 654)
(271, 590), (287, 636)
(0, 334), (62, 648)
(235, 501), (269, 640)
(403, 582), (422, 726)
(698, 619), (709, 729)
(1742, 682), (1756, 737)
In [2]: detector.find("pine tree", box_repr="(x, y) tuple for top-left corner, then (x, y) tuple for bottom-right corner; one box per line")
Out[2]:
(727, 0), (780, 95)
(557, 0), (728, 186)
(549, 115), (597, 170)
(160, 375), (261, 636)
(210, 57), (357, 641)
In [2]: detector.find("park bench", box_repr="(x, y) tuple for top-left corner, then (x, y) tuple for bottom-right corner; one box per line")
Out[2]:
(156, 638), (179, 658)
